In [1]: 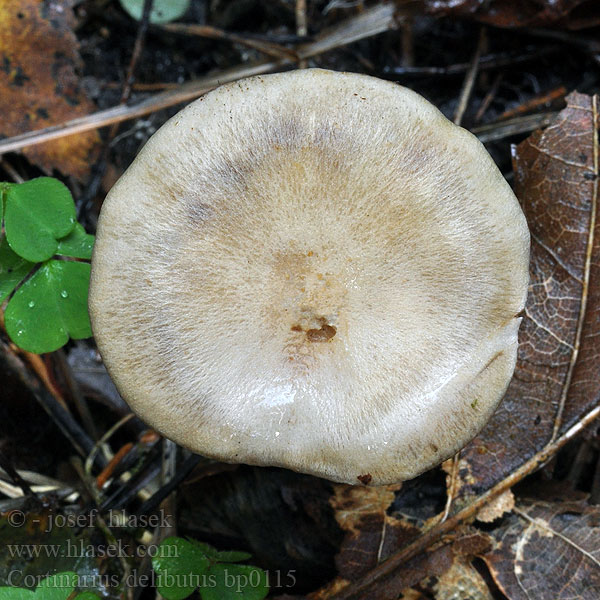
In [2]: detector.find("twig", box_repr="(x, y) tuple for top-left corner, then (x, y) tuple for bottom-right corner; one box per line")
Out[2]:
(384, 46), (557, 77)
(24, 352), (68, 410)
(400, 17), (414, 68)
(525, 28), (600, 53)
(0, 468), (74, 499)
(454, 27), (486, 126)
(0, 339), (105, 467)
(135, 453), (203, 517)
(296, 0), (308, 68)
(103, 81), (178, 91)
(0, 160), (24, 183)
(0, 4), (397, 156)
(84, 412), (136, 477)
(472, 111), (559, 143)
(440, 453), (460, 524)
(160, 23), (298, 61)
(99, 441), (162, 511)
(0, 450), (35, 497)
(332, 402), (600, 599)
(551, 94), (598, 442)
(475, 72), (502, 123)
(122, 0), (154, 104)
(497, 85), (567, 121)
(56, 348), (99, 441)
(70, 457), (134, 600)
(158, 440), (177, 539)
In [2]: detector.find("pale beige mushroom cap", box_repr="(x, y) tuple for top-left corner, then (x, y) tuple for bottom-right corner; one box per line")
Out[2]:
(89, 69), (529, 485)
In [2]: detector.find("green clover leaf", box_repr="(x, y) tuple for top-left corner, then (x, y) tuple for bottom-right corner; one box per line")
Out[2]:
(0, 571), (101, 600)
(187, 540), (250, 563)
(34, 572), (78, 600)
(119, 0), (190, 24)
(153, 538), (268, 600)
(4, 260), (92, 353)
(4, 177), (76, 262)
(201, 563), (268, 600)
(154, 537), (210, 600)
(57, 223), (95, 260)
(0, 236), (34, 304)
(0, 589), (34, 599)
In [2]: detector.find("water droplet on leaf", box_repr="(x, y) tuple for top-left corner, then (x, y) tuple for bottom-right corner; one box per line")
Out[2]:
(28, 301), (35, 308)
(61, 290), (68, 298)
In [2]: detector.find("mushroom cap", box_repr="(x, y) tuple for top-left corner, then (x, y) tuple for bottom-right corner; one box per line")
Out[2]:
(89, 69), (529, 485)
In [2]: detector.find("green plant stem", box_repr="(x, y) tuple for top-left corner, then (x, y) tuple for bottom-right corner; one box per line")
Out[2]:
(0, 182), (15, 221)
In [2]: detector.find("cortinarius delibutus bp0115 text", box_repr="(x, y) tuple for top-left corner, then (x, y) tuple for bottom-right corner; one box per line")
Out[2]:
(89, 69), (530, 485)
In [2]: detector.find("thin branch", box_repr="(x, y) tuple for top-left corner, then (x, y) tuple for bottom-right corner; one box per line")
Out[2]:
(440, 453), (460, 524)
(0, 339), (105, 467)
(475, 72), (502, 123)
(498, 85), (567, 121)
(296, 0), (308, 68)
(160, 23), (298, 61)
(135, 453), (203, 517)
(473, 111), (559, 143)
(121, 0), (154, 104)
(56, 348), (99, 441)
(0, 450), (35, 497)
(400, 17), (414, 67)
(384, 46), (557, 77)
(551, 94), (598, 441)
(454, 27), (486, 126)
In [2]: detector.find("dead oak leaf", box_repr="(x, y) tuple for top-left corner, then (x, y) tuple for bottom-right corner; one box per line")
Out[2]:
(424, 0), (599, 29)
(316, 487), (493, 600)
(455, 92), (600, 498)
(432, 555), (494, 600)
(0, 0), (100, 179)
(329, 484), (410, 581)
(476, 489), (515, 524)
(483, 498), (600, 599)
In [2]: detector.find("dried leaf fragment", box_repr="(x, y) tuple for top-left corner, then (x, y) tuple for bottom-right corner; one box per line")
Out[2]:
(483, 498), (600, 599)
(0, 0), (100, 178)
(424, 0), (600, 29)
(329, 484), (408, 580)
(433, 557), (494, 600)
(476, 490), (515, 523)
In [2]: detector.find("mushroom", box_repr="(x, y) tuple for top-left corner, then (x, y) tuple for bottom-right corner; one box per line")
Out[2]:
(89, 69), (529, 485)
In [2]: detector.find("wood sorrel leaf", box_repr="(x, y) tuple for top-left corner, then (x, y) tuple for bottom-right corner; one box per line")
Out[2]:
(5, 178), (76, 262)
(4, 260), (92, 353)
(0, 236), (34, 304)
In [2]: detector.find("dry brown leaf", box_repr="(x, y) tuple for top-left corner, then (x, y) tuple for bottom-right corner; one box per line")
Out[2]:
(433, 557), (494, 600)
(311, 484), (451, 599)
(329, 484), (409, 581)
(476, 490), (515, 524)
(424, 0), (599, 29)
(457, 91), (599, 498)
(316, 487), (497, 599)
(0, 0), (100, 178)
(482, 498), (600, 599)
